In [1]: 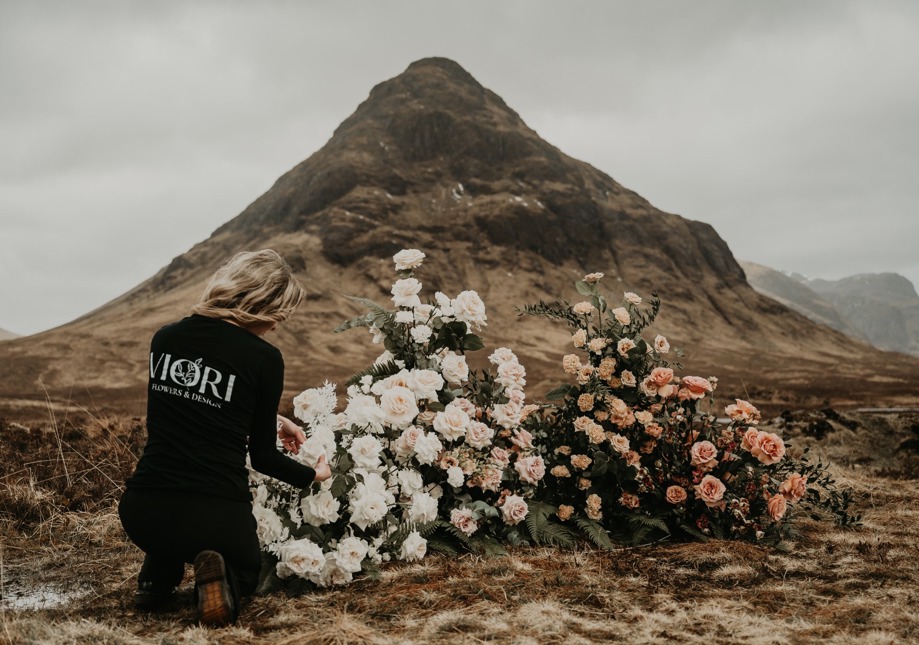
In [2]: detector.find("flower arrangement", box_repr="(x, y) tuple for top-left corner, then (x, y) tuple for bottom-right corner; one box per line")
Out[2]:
(249, 250), (545, 589)
(520, 273), (857, 545)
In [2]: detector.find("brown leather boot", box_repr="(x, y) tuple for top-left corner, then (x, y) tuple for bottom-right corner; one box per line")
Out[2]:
(193, 550), (236, 627)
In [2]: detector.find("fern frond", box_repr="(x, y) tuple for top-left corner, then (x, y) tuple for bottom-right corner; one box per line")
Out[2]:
(345, 360), (401, 387)
(574, 517), (615, 550)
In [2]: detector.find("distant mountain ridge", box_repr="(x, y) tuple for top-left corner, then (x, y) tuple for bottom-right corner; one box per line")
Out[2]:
(741, 262), (919, 357)
(0, 327), (19, 341)
(2, 57), (919, 420)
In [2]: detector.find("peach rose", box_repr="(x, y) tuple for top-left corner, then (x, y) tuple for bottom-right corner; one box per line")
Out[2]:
(588, 337), (609, 354)
(694, 475), (727, 507)
(571, 329), (587, 348)
(562, 354), (581, 374)
(624, 291), (642, 305)
(577, 393), (595, 412)
(572, 301), (596, 316)
(619, 492), (640, 509)
(611, 307), (631, 325)
(570, 454), (592, 470)
(679, 376), (713, 400)
(624, 450), (641, 466)
(645, 423), (663, 439)
(583, 272), (604, 284)
(557, 504), (575, 521)
(609, 434), (631, 455)
(597, 357), (616, 380)
(724, 399), (760, 424)
(648, 367), (674, 388)
(751, 432), (785, 465)
(634, 410), (654, 426)
(689, 441), (719, 472)
(665, 485), (687, 504)
(779, 473), (807, 502)
(740, 428), (761, 452)
(767, 493), (787, 521)
(576, 365), (595, 384)
(617, 338), (636, 356)
(551, 465), (571, 478)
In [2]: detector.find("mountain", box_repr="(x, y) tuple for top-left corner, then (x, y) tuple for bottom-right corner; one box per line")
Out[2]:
(2, 57), (919, 421)
(0, 327), (19, 342)
(742, 262), (919, 357)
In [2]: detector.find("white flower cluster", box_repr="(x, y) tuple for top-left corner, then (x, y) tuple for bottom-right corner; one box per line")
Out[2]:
(248, 250), (543, 587)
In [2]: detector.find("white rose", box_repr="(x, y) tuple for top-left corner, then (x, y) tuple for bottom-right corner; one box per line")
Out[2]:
(300, 489), (341, 526)
(348, 491), (390, 530)
(434, 292), (455, 318)
(488, 347), (517, 365)
(348, 435), (384, 469)
(413, 304), (434, 323)
(624, 291), (642, 305)
(410, 369), (444, 400)
(334, 536), (369, 574)
(465, 421), (495, 449)
(413, 432), (443, 466)
(315, 552), (353, 587)
(369, 327), (385, 345)
(433, 403), (471, 442)
(452, 290), (487, 329)
(344, 393), (385, 433)
(379, 385), (419, 428)
(408, 491), (439, 524)
(440, 352), (469, 384)
(654, 334), (670, 354)
(501, 495), (529, 525)
(393, 249), (426, 271)
(496, 360), (527, 389)
(252, 503), (288, 546)
(275, 538), (326, 578)
(410, 325), (433, 344)
(395, 310), (414, 324)
(391, 278), (423, 308)
(399, 531), (428, 562)
(446, 465), (465, 488)
(397, 468), (424, 499)
(617, 338), (636, 356)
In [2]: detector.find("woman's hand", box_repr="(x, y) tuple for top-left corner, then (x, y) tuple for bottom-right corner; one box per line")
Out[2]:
(276, 414), (305, 454)
(313, 454), (332, 482)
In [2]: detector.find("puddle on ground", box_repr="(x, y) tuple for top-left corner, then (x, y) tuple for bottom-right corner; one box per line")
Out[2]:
(1, 583), (91, 610)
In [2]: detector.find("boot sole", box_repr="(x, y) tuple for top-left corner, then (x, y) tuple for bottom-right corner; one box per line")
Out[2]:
(194, 550), (234, 627)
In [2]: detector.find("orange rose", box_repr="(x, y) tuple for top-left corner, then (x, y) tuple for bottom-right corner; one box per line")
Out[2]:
(690, 441), (719, 472)
(679, 376), (713, 400)
(724, 399), (760, 424)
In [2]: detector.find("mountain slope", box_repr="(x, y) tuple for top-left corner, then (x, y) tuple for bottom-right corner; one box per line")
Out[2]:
(0, 327), (19, 341)
(2, 57), (918, 419)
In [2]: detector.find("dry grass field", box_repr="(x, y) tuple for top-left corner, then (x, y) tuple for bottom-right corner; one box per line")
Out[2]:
(2, 407), (917, 645)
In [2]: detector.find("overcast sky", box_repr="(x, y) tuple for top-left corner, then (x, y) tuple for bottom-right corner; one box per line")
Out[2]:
(2, 1), (917, 336)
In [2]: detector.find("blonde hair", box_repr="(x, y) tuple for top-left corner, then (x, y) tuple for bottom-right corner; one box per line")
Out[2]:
(191, 249), (305, 325)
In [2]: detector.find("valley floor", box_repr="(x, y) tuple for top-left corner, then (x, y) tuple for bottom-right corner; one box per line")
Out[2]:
(1, 411), (917, 645)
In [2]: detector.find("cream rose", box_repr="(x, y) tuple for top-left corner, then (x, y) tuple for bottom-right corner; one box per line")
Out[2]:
(391, 278), (422, 308)
(379, 385), (419, 429)
(465, 421), (495, 449)
(452, 290), (487, 329)
(334, 537), (369, 573)
(393, 425), (423, 460)
(300, 490), (341, 526)
(275, 538), (326, 578)
(393, 249), (426, 271)
(348, 435), (384, 469)
(572, 301), (596, 316)
(583, 272), (604, 283)
(611, 307), (631, 325)
(653, 335), (670, 354)
(409, 369), (444, 401)
(617, 338), (636, 356)
(440, 352), (469, 384)
(399, 531), (427, 562)
(496, 360), (527, 389)
(412, 432), (443, 466)
(433, 403), (471, 442)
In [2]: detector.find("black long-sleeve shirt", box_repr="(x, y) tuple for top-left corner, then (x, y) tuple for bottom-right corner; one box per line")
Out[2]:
(127, 315), (315, 502)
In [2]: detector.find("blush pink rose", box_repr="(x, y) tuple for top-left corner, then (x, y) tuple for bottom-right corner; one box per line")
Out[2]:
(694, 475), (727, 508)
(750, 432), (785, 465)
(740, 428), (761, 452)
(500, 495), (529, 525)
(514, 455), (546, 484)
(767, 493), (787, 521)
(665, 485), (687, 504)
(450, 508), (478, 535)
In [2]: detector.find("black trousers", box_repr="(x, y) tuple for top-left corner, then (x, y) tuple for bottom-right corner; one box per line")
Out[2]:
(118, 488), (261, 602)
